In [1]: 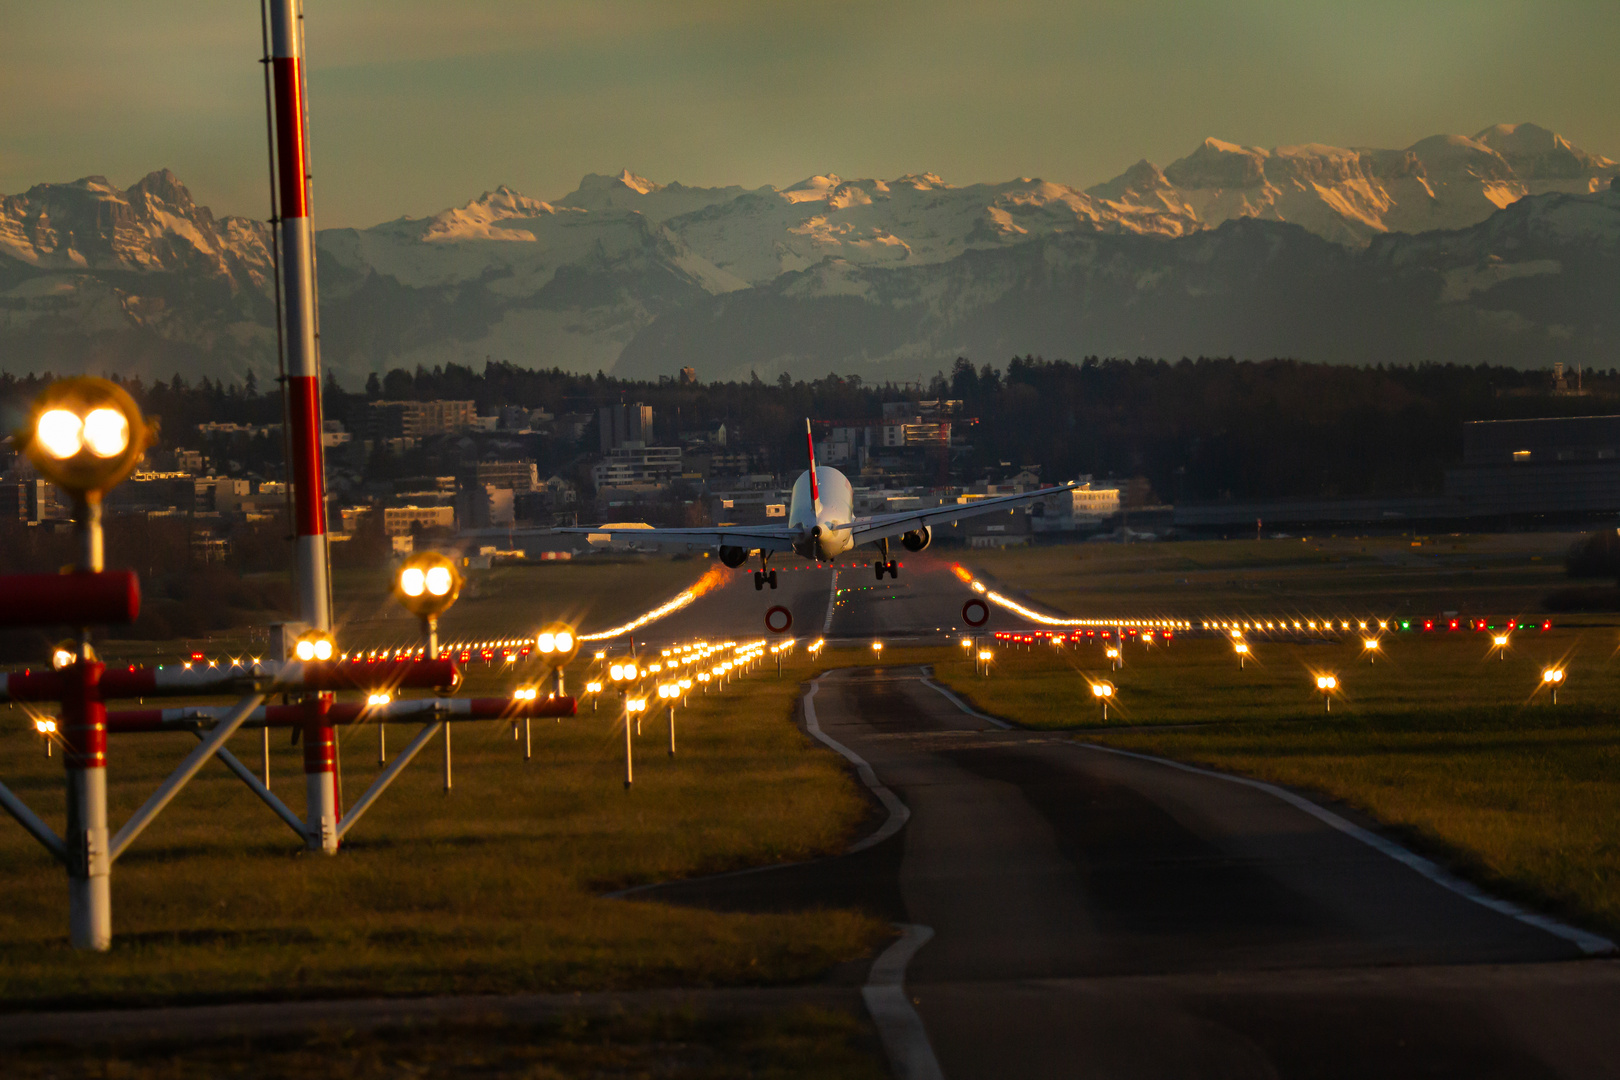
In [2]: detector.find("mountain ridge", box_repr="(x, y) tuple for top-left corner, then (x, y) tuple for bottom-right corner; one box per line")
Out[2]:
(0, 123), (1615, 385)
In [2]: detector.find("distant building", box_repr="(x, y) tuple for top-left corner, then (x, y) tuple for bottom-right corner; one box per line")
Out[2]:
(598, 402), (654, 453)
(592, 445), (682, 487)
(367, 400), (477, 440)
(475, 460), (539, 492)
(384, 505), (456, 536)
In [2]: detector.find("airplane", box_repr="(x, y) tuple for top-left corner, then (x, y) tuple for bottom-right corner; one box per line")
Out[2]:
(563, 421), (1078, 591)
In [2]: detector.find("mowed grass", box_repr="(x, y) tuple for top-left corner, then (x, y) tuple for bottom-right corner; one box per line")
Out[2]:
(0, 651), (885, 1008)
(962, 532), (1583, 619)
(931, 539), (1620, 937)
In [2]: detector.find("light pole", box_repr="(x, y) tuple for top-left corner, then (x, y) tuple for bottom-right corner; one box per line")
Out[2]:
(1234, 641), (1249, 670)
(1363, 638), (1381, 664)
(1542, 667), (1565, 705)
(534, 623), (579, 753)
(396, 552), (463, 792)
(1315, 673), (1338, 713)
(1493, 633), (1509, 661)
(1091, 681), (1115, 721)
(610, 660), (639, 785)
(1106, 646), (1121, 672)
(19, 376), (153, 950)
(659, 683), (679, 755)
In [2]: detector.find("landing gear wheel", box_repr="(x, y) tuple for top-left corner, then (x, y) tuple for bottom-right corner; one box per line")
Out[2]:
(754, 570), (765, 591)
(874, 561), (886, 581)
(887, 560), (899, 579)
(767, 570), (778, 589)
(875, 560), (897, 580)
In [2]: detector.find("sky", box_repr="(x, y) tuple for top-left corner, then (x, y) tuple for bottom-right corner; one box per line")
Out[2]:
(3, 0), (1618, 228)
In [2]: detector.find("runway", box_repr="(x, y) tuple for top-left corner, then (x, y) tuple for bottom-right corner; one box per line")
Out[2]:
(606, 550), (1030, 647)
(632, 551), (1620, 1079)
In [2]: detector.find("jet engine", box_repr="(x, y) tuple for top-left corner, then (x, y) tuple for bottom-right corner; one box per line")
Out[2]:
(901, 527), (931, 553)
(718, 545), (749, 568)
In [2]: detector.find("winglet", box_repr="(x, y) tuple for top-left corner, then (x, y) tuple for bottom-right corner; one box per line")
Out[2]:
(805, 419), (821, 513)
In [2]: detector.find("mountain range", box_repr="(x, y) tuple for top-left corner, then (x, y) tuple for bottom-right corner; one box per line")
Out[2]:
(1, 123), (1615, 386)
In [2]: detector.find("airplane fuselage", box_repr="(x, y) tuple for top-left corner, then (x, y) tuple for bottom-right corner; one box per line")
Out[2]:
(788, 466), (855, 562)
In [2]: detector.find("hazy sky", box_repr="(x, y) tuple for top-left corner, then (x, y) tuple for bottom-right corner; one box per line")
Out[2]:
(4, 0), (1617, 228)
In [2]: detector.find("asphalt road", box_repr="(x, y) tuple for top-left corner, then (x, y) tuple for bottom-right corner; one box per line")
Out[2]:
(636, 551), (1620, 1079)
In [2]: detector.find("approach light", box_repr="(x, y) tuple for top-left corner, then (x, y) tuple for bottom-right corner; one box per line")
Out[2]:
(1234, 643), (1249, 655)
(366, 692), (392, 707)
(1315, 674), (1337, 691)
(35, 718), (57, 735)
(51, 643), (78, 670)
(977, 650), (993, 661)
(1091, 682), (1114, 698)
(679, 678), (692, 690)
(534, 623), (579, 668)
(1363, 638), (1380, 651)
(586, 681), (603, 694)
(1105, 647), (1120, 659)
(18, 378), (154, 499)
(513, 687), (538, 702)
(395, 552), (463, 620)
(872, 641), (884, 653)
(1542, 668), (1565, 684)
(295, 633), (335, 662)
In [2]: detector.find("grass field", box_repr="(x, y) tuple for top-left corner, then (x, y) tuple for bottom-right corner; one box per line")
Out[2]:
(960, 532), (1588, 620)
(930, 537), (1620, 938)
(0, 648), (885, 1008)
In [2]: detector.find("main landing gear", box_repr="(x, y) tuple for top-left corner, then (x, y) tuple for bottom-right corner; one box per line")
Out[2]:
(874, 538), (898, 580)
(754, 554), (778, 591)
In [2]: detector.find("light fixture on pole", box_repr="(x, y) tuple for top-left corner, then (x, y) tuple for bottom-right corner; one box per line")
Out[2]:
(17, 377), (154, 952)
(1091, 680), (1115, 721)
(1315, 673), (1338, 713)
(395, 551), (463, 790)
(1363, 638), (1381, 664)
(1234, 641), (1249, 670)
(1541, 666), (1565, 704)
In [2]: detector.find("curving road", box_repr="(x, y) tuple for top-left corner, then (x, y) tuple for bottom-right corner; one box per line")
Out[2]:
(640, 552), (1620, 1079)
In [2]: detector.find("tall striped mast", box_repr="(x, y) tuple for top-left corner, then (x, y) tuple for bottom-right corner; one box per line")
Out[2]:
(265, 0), (339, 853)
(266, 0), (331, 634)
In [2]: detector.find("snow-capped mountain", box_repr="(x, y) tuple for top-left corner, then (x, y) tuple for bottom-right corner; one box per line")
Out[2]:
(0, 124), (1614, 386)
(1090, 123), (1616, 245)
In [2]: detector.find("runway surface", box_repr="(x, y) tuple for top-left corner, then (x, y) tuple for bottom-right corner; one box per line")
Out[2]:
(631, 551), (1620, 1079)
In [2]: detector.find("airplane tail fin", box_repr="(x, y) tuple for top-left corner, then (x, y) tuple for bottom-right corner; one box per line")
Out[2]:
(805, 418), (821, 512)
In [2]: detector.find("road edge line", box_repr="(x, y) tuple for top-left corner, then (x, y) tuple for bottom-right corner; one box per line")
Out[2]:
(804, 675), (911, 853)
(1079, 742), (1618, 958)
(918, 675), (1014, 729)
(861, 923), (945, 1080)
(603, 672), (911, 899)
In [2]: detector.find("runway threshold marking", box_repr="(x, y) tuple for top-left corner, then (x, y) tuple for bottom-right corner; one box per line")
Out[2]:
(1079, 743), (1618, 957)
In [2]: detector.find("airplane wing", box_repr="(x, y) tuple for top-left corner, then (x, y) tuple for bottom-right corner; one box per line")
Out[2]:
(847, 483), (1078, 547)
(555, 524), (799, 552)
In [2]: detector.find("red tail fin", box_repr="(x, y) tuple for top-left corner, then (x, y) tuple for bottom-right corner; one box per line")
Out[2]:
(805, 419), (820, 507)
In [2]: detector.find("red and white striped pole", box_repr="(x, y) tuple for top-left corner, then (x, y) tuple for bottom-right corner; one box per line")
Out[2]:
(267, 0), (337, 852)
